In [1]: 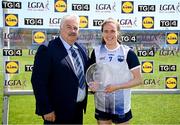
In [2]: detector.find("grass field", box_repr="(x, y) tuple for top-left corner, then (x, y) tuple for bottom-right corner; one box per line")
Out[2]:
(0, 49), (180, 124)
(0, 94), (180, 124)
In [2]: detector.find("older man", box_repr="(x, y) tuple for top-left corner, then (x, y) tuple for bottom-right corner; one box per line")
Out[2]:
(31, 14), (89, 124)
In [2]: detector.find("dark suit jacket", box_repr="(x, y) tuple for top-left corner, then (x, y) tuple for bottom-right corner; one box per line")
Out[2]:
(31, 37), (89, 123)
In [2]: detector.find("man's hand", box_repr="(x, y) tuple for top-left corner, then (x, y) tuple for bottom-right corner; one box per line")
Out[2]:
(43, 111), (56, 122)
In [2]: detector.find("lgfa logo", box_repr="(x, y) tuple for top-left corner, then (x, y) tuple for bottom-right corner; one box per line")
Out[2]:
(5, 61), (19, 74)
(5, 14), (18, 27)
(166, 32), (178, 44)
(142, 16), (154, 29)
(141, 61), (153, 73)
(165, 77), (177, 89)
(54, 0), (67, 12)
(79, 16), (88, 28)
(121, 1), (133, 13)
(32, 31), (46, 45)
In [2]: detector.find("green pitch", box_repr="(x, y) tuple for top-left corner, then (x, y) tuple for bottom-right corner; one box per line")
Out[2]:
(0, 94), (180, 124)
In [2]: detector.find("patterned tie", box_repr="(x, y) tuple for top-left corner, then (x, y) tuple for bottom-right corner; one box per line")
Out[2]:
(70, 46), (85, 89)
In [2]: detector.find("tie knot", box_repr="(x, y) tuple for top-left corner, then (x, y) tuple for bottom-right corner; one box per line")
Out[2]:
(70, 46), (75, 51)
(70, 46), (76, 52)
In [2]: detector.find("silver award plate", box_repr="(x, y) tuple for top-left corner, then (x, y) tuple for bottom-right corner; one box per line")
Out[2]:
(86, 63), (113, 91)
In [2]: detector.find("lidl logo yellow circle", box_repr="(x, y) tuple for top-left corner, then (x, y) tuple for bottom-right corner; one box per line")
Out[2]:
(33, 31), (46, 44)
(5, 14), (18, 27)
(122, 1), (133, 13)
(5, 61), (19, 74)
(79, 16), (88, 28)
(166, 77), (177, 89)
(55, 0), (67, 12)
(166, 33), (178, 44)
(142, 17), (154, 29)
(142, 61), (153, 73)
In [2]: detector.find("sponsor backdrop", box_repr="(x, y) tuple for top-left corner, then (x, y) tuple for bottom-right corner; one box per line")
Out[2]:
(1, 0), (180, 90)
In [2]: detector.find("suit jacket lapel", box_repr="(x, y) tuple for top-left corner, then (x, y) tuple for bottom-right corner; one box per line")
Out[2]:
(65, 55), (76, 74)
(56, 37), (76, 75)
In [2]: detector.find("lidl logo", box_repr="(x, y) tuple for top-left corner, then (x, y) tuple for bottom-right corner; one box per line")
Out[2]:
(142, 16), (154, 29)
(121, 1), (133, 14)
(79, 16), (88, 28)
(54, 0), (67, 12)
(5, 61), (19, 74)
(141, 61), (153, 73)
(5, 14), (18, 27)
(166, 32), (178, 44)
(165, 77), (177, 89)
(32, 31), (46, 44)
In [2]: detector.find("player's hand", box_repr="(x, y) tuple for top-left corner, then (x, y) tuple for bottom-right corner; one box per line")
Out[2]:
(104, 84), (119, 93)
(43, 111), (56, 122)
(88, 82), (100, 92)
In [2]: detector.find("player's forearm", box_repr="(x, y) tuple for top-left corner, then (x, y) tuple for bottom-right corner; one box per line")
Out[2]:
(104, 77), (143, 93)
(117, 77), (143, 89)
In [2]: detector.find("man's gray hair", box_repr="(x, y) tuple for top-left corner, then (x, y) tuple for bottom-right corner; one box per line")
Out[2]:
(60, 14), (80, 29)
